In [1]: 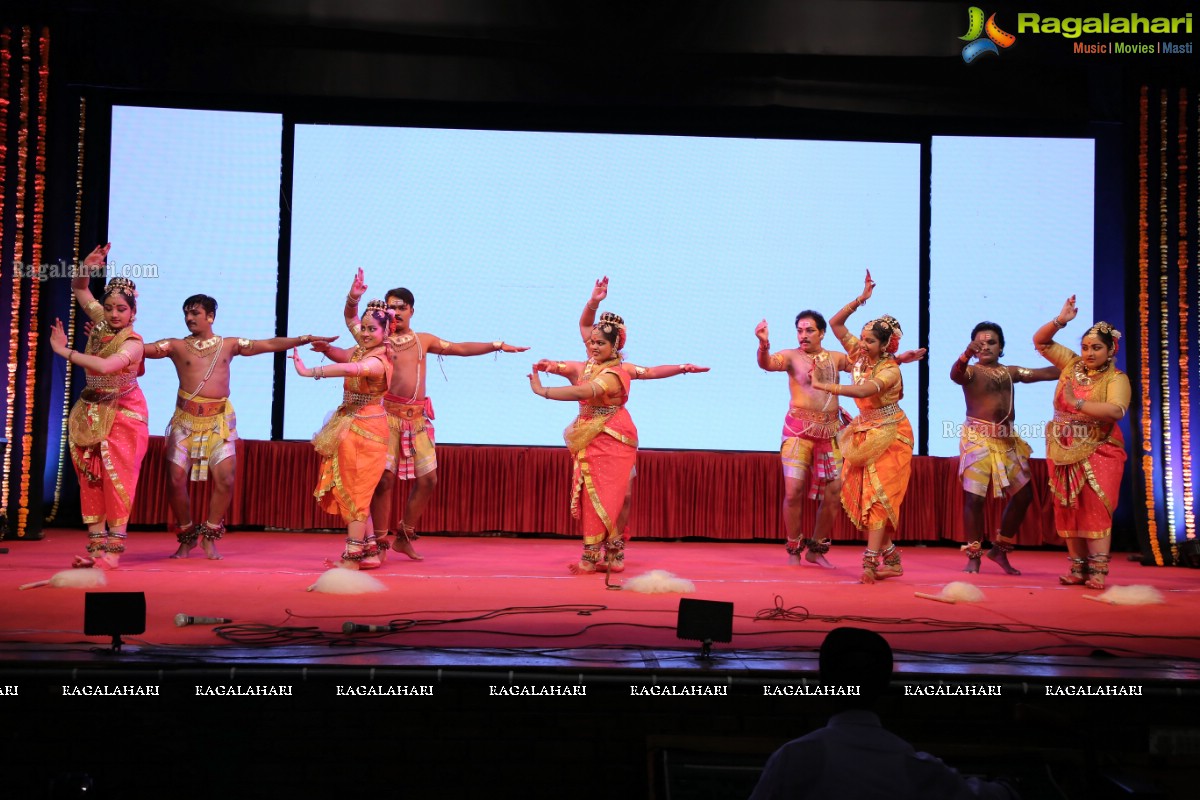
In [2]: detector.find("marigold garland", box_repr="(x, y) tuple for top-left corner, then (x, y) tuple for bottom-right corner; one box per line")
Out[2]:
(1183, 88), (1197, 545)
(0, 29), (11, 522)
(1158, 90), (1178, 561)
(17, 28), (48, 536)
(1138, 87), (1163, 565)
(46, 95), (85, 524)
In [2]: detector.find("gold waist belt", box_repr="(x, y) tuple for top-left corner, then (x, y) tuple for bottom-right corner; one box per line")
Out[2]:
(176, 395), (227, 417)
(85, 373), (137, 392)
(858, 403), (901, 422)
(577, 404), (620, 418)
(788, 407), (840, 424)
(343, 391), (382, 407)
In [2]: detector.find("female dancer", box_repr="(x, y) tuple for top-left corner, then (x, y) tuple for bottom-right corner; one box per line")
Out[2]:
(293, 306), (393, 568)
(811, 271), (914, 584)
(1033, 296), (1130, 589)
(528, 278), (707, 574)
(48, 244), (149, 568)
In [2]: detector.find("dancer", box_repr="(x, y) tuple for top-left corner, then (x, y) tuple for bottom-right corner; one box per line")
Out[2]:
(528, 278), (707, 575)
(952, 322), (1059, 574)
(757, 312), (925, 568)
(292, 308), (392, 568)
(145, 294), (336, 559)
(322, 272), (528, 559)
(48, 244), (149, 569)
(1033, 297), (1130, 589)
(810, 271), (913, 584)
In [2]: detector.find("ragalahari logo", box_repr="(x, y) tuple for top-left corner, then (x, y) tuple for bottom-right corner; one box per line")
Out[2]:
(960, 7), (1017, 62)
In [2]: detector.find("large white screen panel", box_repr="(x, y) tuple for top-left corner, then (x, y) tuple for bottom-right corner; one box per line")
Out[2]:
(286, 126), (921, 450)
(108, 106), (283, 439)
(929, 136), (1094, 457)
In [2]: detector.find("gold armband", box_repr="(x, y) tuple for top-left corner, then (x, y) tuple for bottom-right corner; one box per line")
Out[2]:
(237, 338), (252, 352)
(634, 366), (648, 377)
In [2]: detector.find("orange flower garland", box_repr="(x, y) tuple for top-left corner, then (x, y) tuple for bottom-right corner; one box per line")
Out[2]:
(1138, 87), (1163, 565)
(46, 96), (85, 525)
(17, 28), (48, 536)
(1182, 89), (1196, 546)
(0, 29), (12, 522)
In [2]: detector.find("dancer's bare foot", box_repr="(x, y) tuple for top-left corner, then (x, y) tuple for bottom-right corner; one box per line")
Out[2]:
(804, 550), (835, 569)
(94, 553), (119, 570)
(323, 557), (361, 570)
(568, 560), (597, 575)
(986, 544), (1021, 575)
(170, 542), (196, 559)
(375, 534), (394, 563)
(391, 536), (423, 561)
(961, 541), (982, 573)
(200, 537), (223, 560)
(170, 524), (198, 559)
(72, 555), (97, 568)
(859, 569), (876, 584)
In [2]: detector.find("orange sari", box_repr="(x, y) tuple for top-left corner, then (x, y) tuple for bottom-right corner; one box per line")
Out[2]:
(836, 336), (913, 531)
(312, 351), (392, 523)
(564, 360), (639, 546)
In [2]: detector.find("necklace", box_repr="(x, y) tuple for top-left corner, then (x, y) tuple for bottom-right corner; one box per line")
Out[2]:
(974, 363), (1010, 388)
(390, 332), (418, 352)
(184, 334), (223, 356)
(1073, 360), (1110, 386)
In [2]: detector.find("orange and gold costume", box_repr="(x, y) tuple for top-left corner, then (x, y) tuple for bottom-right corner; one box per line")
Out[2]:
(67, 324), (150, 528)
(836, 334), (913, 531)
(312, 349), (392, 523)
(564, 358), (639, 546)
(1039, 342), (1130, 539)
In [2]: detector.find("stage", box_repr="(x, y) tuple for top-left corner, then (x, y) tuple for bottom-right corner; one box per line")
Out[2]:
(3, 532), (1199, 799)
(3, 530), (1198, 671)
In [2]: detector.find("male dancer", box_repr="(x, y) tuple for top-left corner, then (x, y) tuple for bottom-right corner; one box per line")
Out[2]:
(146, 294), (336, 558)
(757, 311), (925, 567)
(318, 271), (527, 559)
(951, 321), (1058, 574)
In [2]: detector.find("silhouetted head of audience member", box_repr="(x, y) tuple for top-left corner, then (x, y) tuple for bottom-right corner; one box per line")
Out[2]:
(819, 626), (893, 709)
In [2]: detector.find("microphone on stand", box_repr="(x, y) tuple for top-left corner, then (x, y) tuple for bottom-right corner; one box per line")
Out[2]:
(175, 613), (233, 627)
(342, 621), (393, 634)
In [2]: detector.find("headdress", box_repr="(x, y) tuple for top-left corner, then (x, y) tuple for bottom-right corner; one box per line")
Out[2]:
(867, 314), (903, 354)
(365, 298), (388, 312)
(594, 311), (627, 351)
(103, 276), (137, 300)
(1085, 321), (1122, 353)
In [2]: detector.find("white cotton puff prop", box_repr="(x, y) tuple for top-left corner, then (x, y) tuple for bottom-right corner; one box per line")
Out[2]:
(306, 569), (387, 594)
(621, 570), (695, 594)
(19, 569), (108, 590)
(941, 581), (987, 603)
(914, 581), (986, 604)
(1085, 585), (1165, 606)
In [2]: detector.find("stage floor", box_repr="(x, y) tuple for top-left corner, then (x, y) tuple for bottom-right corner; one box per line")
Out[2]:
(3, 529), (1199, 681)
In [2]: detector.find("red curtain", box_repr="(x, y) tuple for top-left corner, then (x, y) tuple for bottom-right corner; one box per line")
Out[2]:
(128, 437), (1056, 544)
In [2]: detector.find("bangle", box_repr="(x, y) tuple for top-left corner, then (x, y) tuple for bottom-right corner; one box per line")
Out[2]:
(314, 366), (323, 380)
(828, 384), (841, 396)
(1053, 317), (1066, 329)
(958, 355), (969, 364)
(586, 303), (598, 312)
(678, 364), (688, 374)
(493, 340), (503, 351)
(758, 342), (770, 351)
(66, 350), (75, 364)
(301, 334), (311, 344)
(345, 294), (357, 305)
(1073, 397), (1084, 411)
